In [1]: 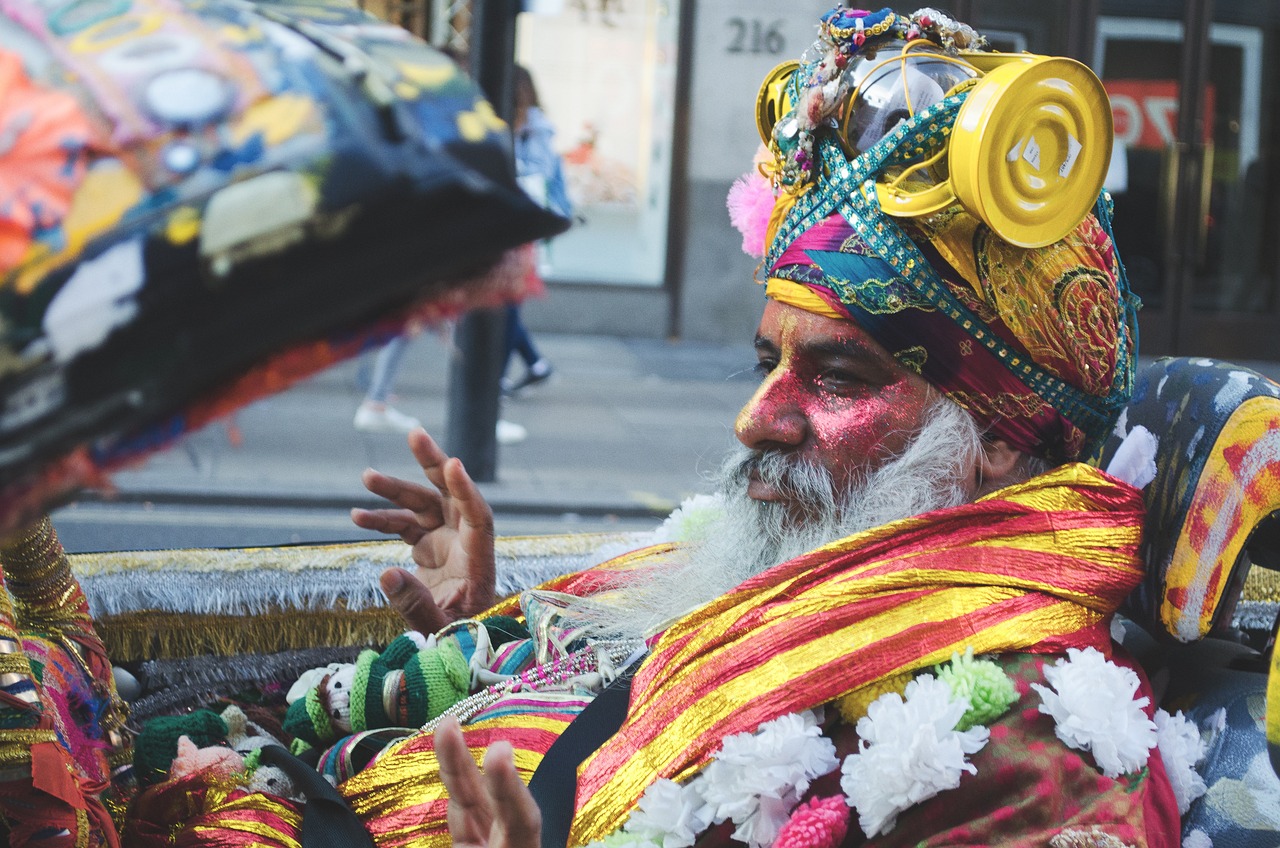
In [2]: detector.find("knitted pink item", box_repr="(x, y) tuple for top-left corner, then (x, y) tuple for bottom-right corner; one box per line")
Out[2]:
(773, 795), (849, 848)
(169, 735), (244, 780)
(726, 169), (776, 258)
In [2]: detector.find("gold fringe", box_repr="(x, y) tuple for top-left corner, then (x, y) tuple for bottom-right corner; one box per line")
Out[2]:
(96, 602), (404, 663)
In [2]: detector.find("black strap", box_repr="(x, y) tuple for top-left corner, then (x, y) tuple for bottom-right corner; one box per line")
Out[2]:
(258, 744), (376, 848)
(528, 672), (635, 848)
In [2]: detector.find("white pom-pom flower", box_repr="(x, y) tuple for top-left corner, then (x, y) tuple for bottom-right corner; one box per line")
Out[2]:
(1105, 424), (1159, 490)
(1031, 647), (1157, 778)
(840, 674), (990, 838)
(650, 494), (725, 545)
(698, 709), (839, 848)
(582, 834), (662, 848)
(1182, 828), (1212, 848)
(1154, 709), (1208, 815)
(623, 778), (712, 848)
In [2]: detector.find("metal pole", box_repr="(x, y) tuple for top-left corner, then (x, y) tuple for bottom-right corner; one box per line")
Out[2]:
(444, 0), (519, 481)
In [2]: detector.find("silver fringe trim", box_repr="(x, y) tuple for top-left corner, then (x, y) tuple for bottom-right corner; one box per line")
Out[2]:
(69, 532), (650, 619)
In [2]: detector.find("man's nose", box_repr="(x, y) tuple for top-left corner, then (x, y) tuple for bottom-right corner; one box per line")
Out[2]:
(735, 370), (807, 450)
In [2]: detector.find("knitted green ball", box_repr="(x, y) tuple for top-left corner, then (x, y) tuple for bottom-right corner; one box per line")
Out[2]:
(381, 634), (422, 669)
(134, 710), (228, 785)
(423, 640), (471, 722)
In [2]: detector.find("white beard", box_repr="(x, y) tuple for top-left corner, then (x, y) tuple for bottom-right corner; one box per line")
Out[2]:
(563, 396), (986, 641)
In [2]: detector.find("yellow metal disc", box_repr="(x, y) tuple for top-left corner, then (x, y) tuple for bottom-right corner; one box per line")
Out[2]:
(755, 60), (799, 145)
(948, 56), (1112, 248)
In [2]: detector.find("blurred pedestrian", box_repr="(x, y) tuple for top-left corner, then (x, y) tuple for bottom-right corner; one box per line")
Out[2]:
(354, 332), (421, 434)
(502, 64), (568, 395)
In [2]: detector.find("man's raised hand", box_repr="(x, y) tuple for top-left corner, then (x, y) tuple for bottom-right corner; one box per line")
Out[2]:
(351, 429), (497, 635)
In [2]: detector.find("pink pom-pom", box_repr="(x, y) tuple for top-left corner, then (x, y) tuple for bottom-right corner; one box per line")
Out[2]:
(726, 169), (776, 258)
(773, 796), (849, 848)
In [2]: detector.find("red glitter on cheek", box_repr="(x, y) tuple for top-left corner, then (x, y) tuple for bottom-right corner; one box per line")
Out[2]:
(804, 378), (932, 487)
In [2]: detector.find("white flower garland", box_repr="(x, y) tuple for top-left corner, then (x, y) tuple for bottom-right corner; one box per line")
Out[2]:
(594, 709), (839, 848)
(582, 647), (1169, 848)
(839, 673), (990, 837)
(650, 493), (725, 544)
(1154, 708), (1208, 815)
(623, 779), (712, 848)
(697, 710), (839, 847)
(1030, 647), (1156, 778)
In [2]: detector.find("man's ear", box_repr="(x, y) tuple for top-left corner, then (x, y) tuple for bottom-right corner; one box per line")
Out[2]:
(975, 438), (1025, 497)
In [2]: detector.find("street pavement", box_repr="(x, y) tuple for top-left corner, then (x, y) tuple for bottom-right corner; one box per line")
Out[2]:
(56, 331), (761, 545)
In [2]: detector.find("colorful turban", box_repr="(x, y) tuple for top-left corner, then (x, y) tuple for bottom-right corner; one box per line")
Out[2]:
(738, 7), (1139, 463)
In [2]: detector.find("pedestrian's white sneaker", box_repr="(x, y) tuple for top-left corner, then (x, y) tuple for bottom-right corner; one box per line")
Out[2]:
(354, 403), (421, 434)
(496, 419), (527, 445)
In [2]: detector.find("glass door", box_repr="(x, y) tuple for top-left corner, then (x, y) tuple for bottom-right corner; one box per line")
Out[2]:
(1097, 2), (1280, 358)
(1094, 10), (1188, 353)
(1182, 5), (1280, 358)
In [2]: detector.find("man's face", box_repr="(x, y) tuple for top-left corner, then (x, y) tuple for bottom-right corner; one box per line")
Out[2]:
(735, 300), (935, 514)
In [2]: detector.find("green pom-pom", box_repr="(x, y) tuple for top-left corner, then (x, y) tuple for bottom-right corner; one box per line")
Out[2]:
(381, 634), (422, 669)
(935, 646), (1018, 731)
(134, 710), (229, 785)
(350, 649), (379, 733)
(243, 747), (262, 773)
(480, 615), (529, 646)
(282, 690), (338, 746)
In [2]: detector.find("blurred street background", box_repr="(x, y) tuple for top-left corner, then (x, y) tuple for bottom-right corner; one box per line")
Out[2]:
(52, 332), (757, 551)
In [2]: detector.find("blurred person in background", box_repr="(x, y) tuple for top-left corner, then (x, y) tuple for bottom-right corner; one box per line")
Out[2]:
(502, 64), (567, 396)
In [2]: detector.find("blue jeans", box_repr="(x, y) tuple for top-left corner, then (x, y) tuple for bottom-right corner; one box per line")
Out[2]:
(504, 305), (540, 374)
(366, 335), (409, 403)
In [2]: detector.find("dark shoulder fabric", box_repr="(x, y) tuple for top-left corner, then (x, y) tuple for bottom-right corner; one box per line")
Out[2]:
(529, 673), (635, 848)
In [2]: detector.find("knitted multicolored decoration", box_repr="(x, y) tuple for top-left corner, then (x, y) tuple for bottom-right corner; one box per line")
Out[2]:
(133, 710), (229, 786)
(284, 633), (472, 746)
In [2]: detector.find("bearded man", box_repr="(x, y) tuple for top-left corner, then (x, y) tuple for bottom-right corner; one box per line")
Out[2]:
(344, 8), (1183, 848)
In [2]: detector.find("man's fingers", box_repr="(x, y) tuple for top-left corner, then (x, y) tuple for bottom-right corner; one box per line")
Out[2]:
(361, 469), (447, 525)
(442, 457), (495, 533)
(379, 568), (448, 635)
(482, 741), (542, 848)
(436, 716), (494, 846)
(442, 458), (498, 608)
(408, 429), (453, 494)
(350, 507), (429, 545)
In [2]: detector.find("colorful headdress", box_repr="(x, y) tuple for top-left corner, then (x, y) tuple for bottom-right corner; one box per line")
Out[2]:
(731, 7), (1138, 463)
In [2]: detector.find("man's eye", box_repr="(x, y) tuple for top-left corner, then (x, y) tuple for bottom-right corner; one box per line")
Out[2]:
(752, 360), (776, 379)
(817, 369), (862, 391)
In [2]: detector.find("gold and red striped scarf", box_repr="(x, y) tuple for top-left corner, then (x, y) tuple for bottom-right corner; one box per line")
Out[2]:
(569, 463), (1145, 844)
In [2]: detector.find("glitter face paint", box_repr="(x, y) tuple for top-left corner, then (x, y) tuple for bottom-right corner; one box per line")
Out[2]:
(736, 300), (934, 508)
